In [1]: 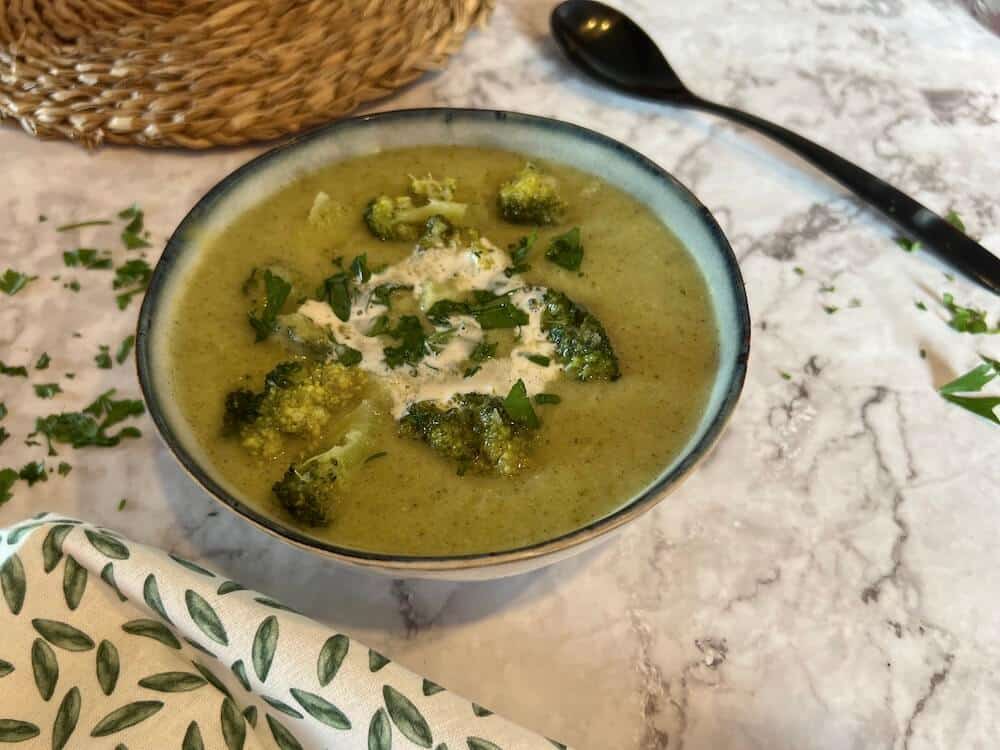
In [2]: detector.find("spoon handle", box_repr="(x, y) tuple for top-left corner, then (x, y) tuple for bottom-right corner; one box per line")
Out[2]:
(687, 96), (1000, 295)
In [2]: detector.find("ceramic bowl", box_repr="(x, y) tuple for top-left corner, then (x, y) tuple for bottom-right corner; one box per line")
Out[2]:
(137, 108), (750, 580)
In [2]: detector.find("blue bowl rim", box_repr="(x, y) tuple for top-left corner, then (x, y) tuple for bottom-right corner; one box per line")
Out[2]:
(136, 106), (751, 569)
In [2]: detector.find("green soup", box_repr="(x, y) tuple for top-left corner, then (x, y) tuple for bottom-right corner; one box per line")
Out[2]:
(165, 146), (718, 556)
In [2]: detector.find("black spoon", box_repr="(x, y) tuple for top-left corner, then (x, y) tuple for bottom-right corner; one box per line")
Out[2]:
(551, 0), (1000, 295)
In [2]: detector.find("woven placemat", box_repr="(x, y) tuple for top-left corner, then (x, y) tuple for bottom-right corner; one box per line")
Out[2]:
(0, 0), (494, 148)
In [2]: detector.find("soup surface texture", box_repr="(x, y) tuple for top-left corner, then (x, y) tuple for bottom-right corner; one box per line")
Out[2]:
(165, 146), (719, 556)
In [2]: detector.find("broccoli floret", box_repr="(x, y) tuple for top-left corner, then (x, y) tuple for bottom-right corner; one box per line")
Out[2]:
(399, 393), (535, 476)
(409, 174), (457, 201)
(541, 290), (620, 382)
(497, 163), (564, 225)
(272, 403), (376, 526)
(364, 196), (468, 242)
(224, 360), (368, 459)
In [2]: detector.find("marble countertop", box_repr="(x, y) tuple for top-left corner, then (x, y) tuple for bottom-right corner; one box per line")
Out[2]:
(3, 1), (999, 747)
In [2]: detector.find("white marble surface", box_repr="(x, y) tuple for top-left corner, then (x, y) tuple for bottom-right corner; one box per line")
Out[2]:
(2, 1), (1000, 747)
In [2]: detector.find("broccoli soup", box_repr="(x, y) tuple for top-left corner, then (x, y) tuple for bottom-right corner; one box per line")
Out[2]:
(166, 146), (718, 556)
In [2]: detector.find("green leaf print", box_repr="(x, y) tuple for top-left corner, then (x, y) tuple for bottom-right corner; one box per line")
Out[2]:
(231, 660), (251, 691)
(184, 590), (229, 646)
(90, 701), (164, 737)
(137, 671), (207, 692)
(383, 685), (433, 748)
(7, 521), (46, 544)
(369, 649), (390, 672)
(100, 563), (128, 602)
(31, 638), (59, 701)
(62, 556), (87, 610)
(0, 720), (40, 742)
(547, 740), (567, 750)
(262, 696), (303, 718)
(1, 554), (26, 615)
(253, 597), (300, 613)
(182, 721), (205, 750)
(169, 553), (215, 577)
(466, 739), (502, 750)
(217, 580), (246, 595)
(368, 708), (391, 750)
(42, 525), (74, 573)
(252, 615), (278, 682)
(265, 714), (305, 750)
(96, 640), (120, 696)
(423, 679), (445, 696)
(243, 705), (258, 728)
(0, 659), (13, 678)
(317, 634), (349, 687)
(121, 619), (181, 650)
(84, 529), (130, 560)
(290, 688), (351, 730)
(52, 686), (81, 750)
(220, 697), (246, 750)
(472, 704), (493, 717)
(184, 637), (216, 658)
(143, 574), (172, 623)
(435, 745), (449, 750)
(32, 619), (95, 651)
(191, 661), (234, 701)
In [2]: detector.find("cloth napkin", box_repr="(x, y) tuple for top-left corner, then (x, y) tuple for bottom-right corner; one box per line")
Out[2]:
(0, 514), (567, 750)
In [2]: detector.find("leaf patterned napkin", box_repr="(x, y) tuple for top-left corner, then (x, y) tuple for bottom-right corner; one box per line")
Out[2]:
(0, 514), (568, 750)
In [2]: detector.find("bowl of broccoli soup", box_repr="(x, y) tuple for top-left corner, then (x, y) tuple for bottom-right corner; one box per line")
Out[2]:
(137, 108), (749, 579)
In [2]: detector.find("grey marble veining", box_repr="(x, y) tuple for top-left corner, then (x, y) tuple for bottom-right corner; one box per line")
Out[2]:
(2, 1), (999, 747)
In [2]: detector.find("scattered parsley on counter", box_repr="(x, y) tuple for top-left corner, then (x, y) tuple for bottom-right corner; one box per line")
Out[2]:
(33, 389), (144, 454)
(545, 227), (584, 271)
(823, 305), (839, 315)
(57, 462), (72, 476)
(56, 219), (111, 232)
(95, 345), (112, 369)
(915, 301), (927, 311)
(779, 371), (792, 380)
(945, 210), (966, 232)
(18, 461), (48, 486)
(64, 280), (81, 292)
(895, 236), (920, 252)
(820, 284), (835, 293)
(941, 293), (995, 334)
(0, 428), (7, 448)
(119, 204), (152, 249)
(116, 335), (136, 365)
(63, 248), (113, 270)
(938, 357), (999, 425)
(0, 269), (38, 295)
(0, 468), (16, 504)
(33, 383), (63, 399)
(112, 258), (153, 309)
(0, 362), (28, 377)
(117, 498), (128, 511)
(793, 266), (805, 275)
(35, 352), (50, 370)
(0, 403), (6, 419)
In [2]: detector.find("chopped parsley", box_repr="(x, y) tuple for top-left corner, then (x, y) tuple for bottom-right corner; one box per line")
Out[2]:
(57, 462), (72, 476)
(946, 210), (965, 232)
(545, 227), (584, 271)
(505, 231), (537, 277)
(350, 253), (371, 283)
(820, 284), (835, 293)
(938, 357), (998, 425)
(470, 340), (497, 362)
(117, 498), (128, 511)
(895, 237), (920, 253)
(0, 269), (37, 295)
(0, 468), (16, 504)
(33, 389), (144, 454)
(332, 341), (362, 367)
(64, 280), (81, 292)
(463, 365), (481, 378)
(33, 383), (63, 399)
(119, 205), (151, 249)
(793, 266), (805, 275)
(779, 371), (792, 380)
(426, 299), (472, 325)
(19, 461), (48, 486)
(0, 403), (6, 419)
(0, 428), (7, 448)
(316, 271), (352, 322)
(35, 353), (50, 370)
(915, 301), (927, 311)
(426, 328), (456, 354)
(116, 335), (136, 365)
(95, 345), (112, 369)
(502, 379), (540, 428)
(823, 305), (839, 315)
(56, 219), (111, 232)
(469, 293), (529, 330)
(369, 283), (412, 310)
(248, 269), (292, 340)
(113, 258), (153, 310)
(63, 248), (112, 269)
(942, 292), (995, 334)
(0, 362), (28, 377)
(534, 393), (561, 405)
(367, 315), (391, 337)
(523, 353), (551, 367)
(383, 316), (428, 369)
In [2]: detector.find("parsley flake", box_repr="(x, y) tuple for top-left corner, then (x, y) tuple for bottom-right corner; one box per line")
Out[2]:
(0, 269), (38, 295)
(0, 468), (16, 505)
(56, 220), (111, 232)
(116, 335), (136, 365)
(113, 258), (153, 309)
(0, 362), (28, 377)
(895, 237), (920, 253)
(33, 389), (144, 454)
(117, 498), (128, 511)
(63, 248), (112, 269)
(505, 231), (537, 277)
(95, 345), (112, 369)
(503, 379), (540, 429)
(946, 210), (966, 232)
(383, 316), (428, 369)
(35, 353), (50, 370)
(248, 269), (292, 340)
(316, 271), (352, 322)
(18, 461), (48, 486)
(545, 227), (584, 271)
(938, 357), (999, 425)
(350, 253), (371, 283)
(33, 383), (62, 399)
(57, 462), (72, 476)
(119, 205), (152, 249)
(941, 292), (995, 334)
